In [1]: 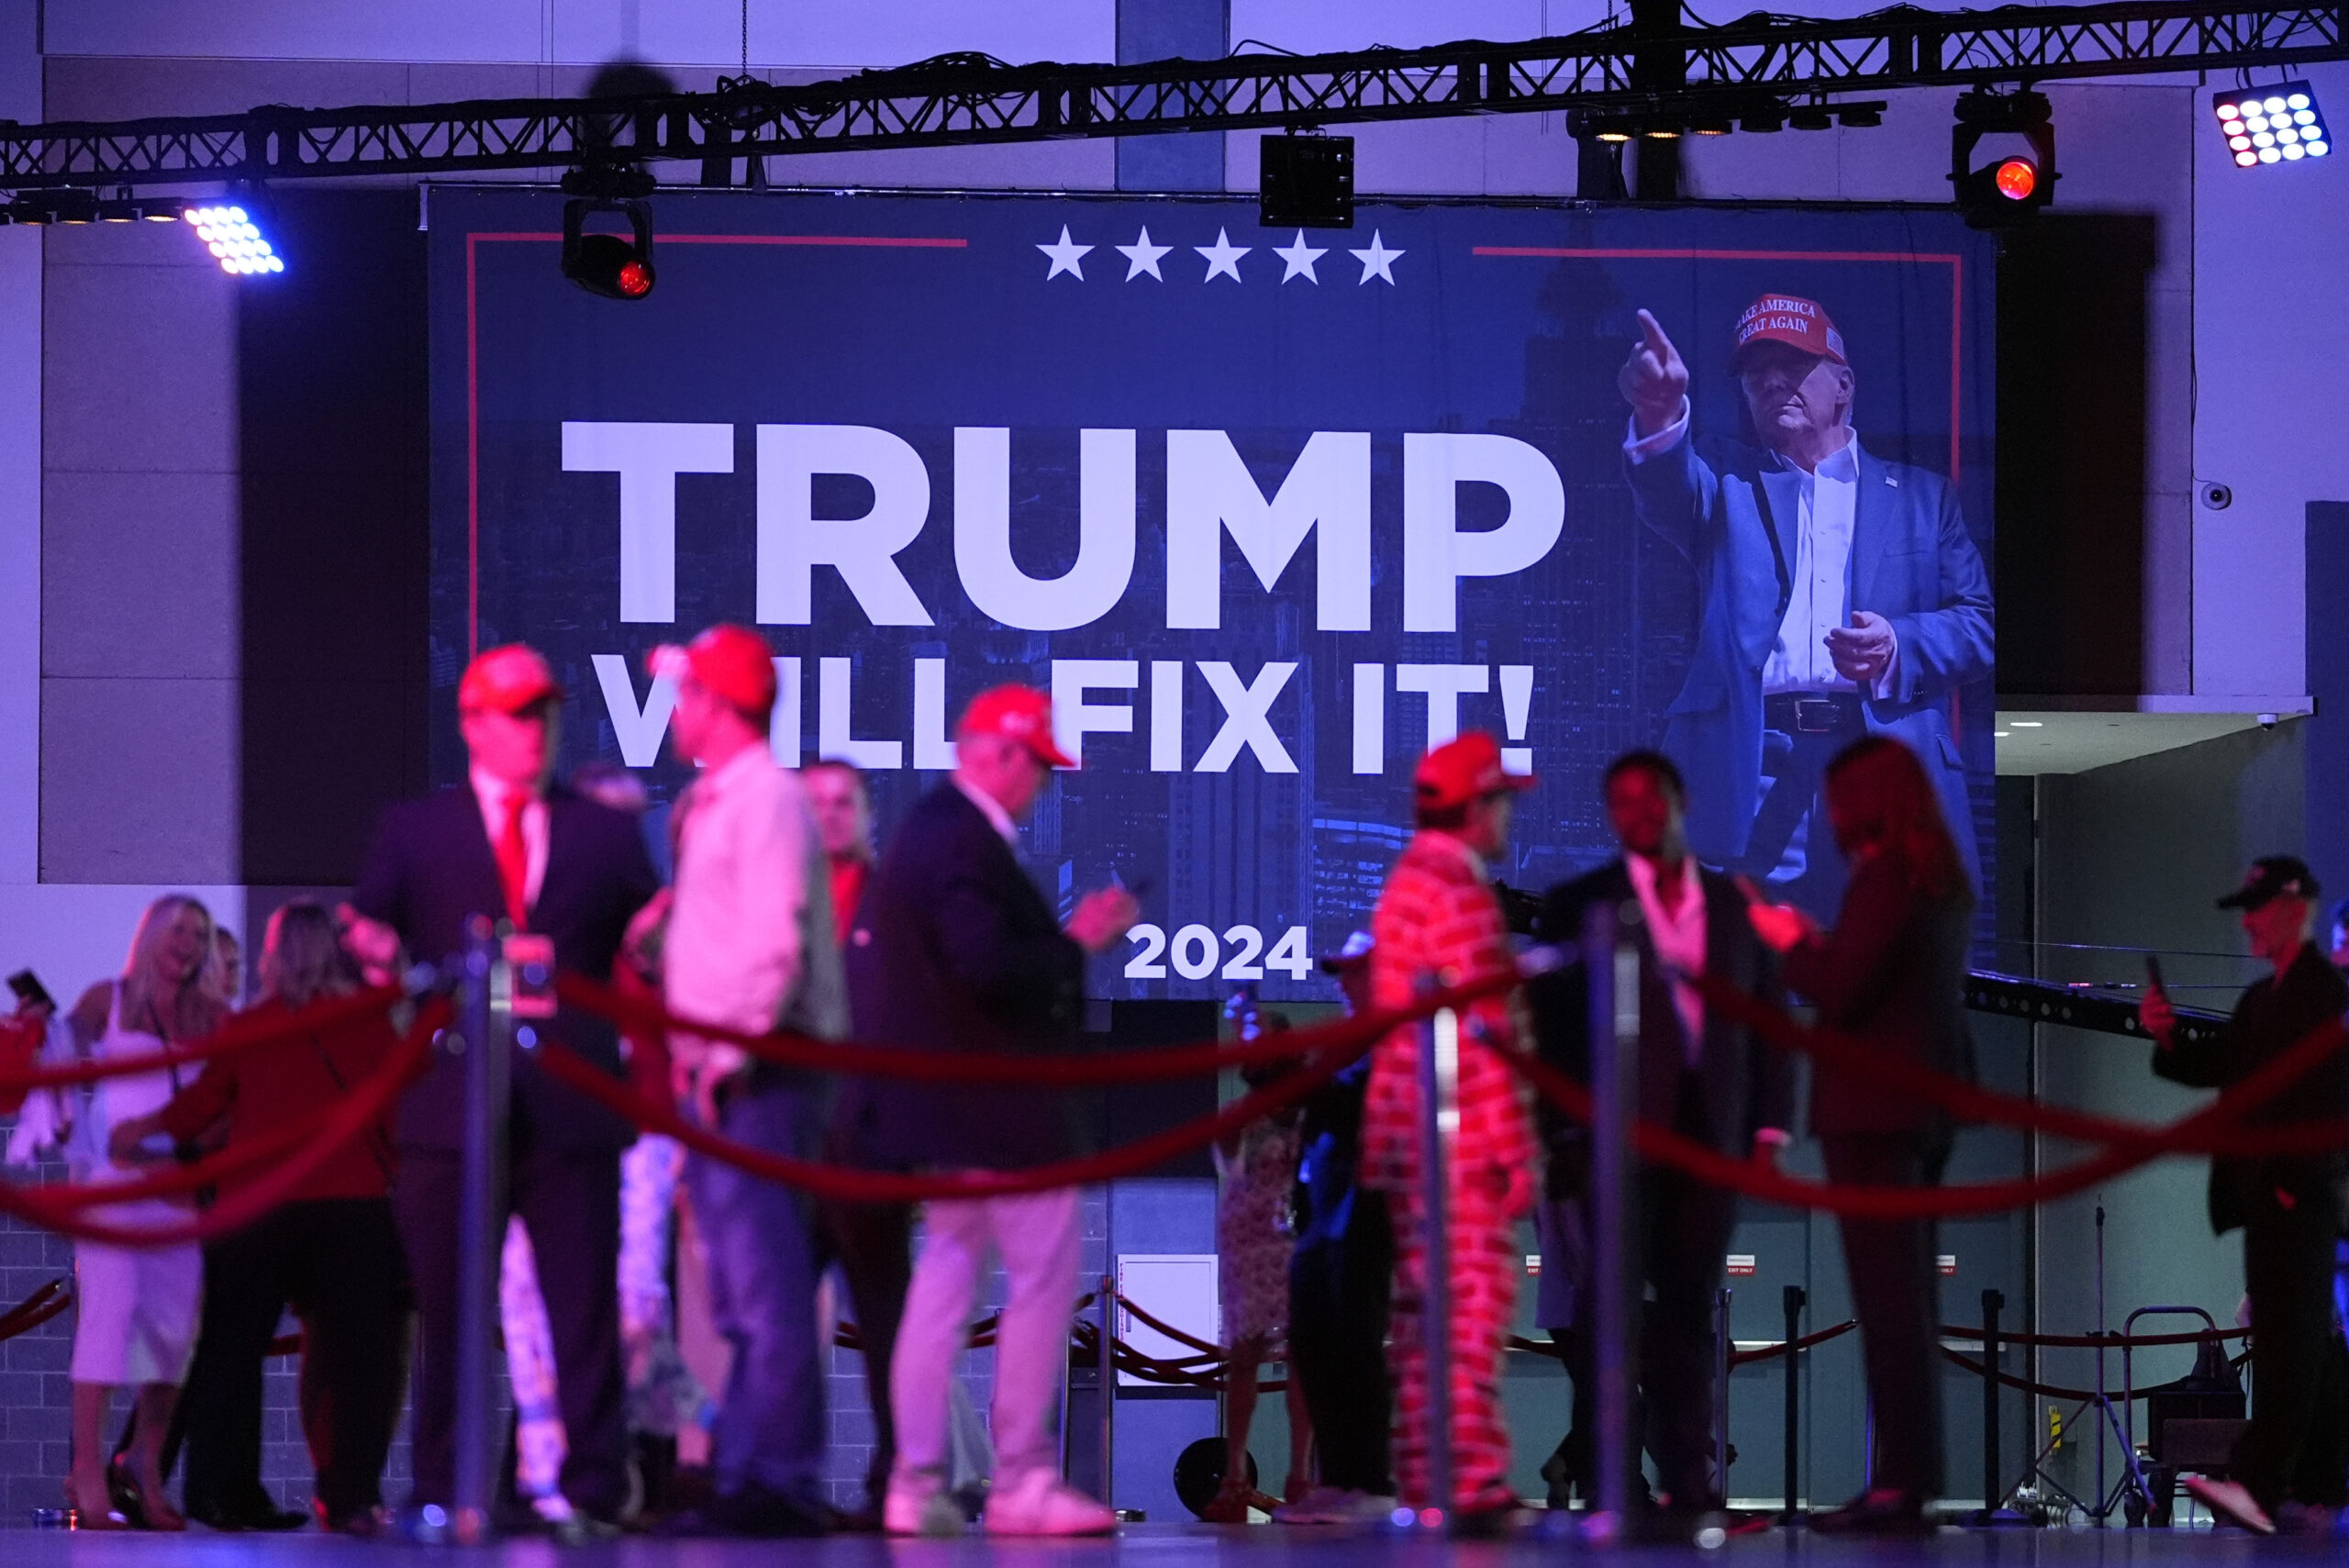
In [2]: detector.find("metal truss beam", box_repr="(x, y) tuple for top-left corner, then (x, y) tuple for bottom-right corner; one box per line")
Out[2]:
(0, 0), (2342, 192)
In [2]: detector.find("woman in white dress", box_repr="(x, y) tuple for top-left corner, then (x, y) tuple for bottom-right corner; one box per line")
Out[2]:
(57, 895), (225, 1528)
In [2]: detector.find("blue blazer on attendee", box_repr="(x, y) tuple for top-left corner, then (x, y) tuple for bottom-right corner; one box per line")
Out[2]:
(840, 782), (1087, 1173)
(351, 782), (660, 1154)
(1627, 430), (1994, 878)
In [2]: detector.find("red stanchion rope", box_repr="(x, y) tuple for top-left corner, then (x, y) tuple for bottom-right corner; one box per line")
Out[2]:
(1691, 973), (2349, 1160)
(1939, 1346), (2246, 1404)
(534, 1024), (1363, 1203)
(1502, 1009), (2349, 1218)
(0, 1277), (70, 1344)
(0, 997), (446, 1247)
(0, 984), (406, 1094)
(555, 965), (1519, 1085)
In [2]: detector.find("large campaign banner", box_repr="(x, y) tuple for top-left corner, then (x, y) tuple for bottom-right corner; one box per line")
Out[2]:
(429, 187), (1995, 1001)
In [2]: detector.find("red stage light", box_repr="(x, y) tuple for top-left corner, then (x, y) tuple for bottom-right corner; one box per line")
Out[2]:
(618, 260), (652, 297)
(1995, 158), (2038, 200)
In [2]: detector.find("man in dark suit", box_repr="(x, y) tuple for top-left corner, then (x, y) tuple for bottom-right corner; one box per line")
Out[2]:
(1531, 750), (1792, 1521)
(1620, 295), (1993, 917)
(2143, 857), (2349, 1535)
(342, 644), (660, 1532)
(842, 684), (1136, 1538)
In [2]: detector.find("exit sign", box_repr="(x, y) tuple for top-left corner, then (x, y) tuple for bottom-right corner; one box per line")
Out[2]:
(1726, 1254), (1757, 1276)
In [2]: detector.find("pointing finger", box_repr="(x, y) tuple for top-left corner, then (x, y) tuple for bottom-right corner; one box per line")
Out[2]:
(1636, 308), (1674, 357)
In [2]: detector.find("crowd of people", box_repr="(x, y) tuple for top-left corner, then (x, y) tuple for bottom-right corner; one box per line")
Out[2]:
(2, 620), (2342, 1542)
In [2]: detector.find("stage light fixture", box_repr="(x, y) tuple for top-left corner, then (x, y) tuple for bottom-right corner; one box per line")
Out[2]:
(1952, 89), (2054, 228)
(1742, 106), (1787, 132)
(1258, 132), (1354, 228)
(1788, 103), (1834, 131)
(562, 196), (656, 300)
(49, 189), (98, 225)
(185, 202), (284, 275)
(1689, 116), (1734, 137)
(1596, 124), (1635, 143)
(1642, 123), (1681, 140)
(1837, 104), (1883, 128)
(2215, 83), (2327, 168)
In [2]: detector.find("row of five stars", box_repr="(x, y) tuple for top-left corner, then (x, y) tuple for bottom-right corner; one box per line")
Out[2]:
(1037, 226), (1405, 285)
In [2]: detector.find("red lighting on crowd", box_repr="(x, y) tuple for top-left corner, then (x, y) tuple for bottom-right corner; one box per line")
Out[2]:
(1994, 158), (2038, 200)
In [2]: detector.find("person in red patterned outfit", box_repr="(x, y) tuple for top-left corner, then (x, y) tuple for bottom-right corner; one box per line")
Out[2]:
(1362, 730), (1539, 1526)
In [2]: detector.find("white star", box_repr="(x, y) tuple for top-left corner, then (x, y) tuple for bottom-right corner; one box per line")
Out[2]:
(1272, 230), (1327, 284)
(1349, 229), (1404, 285)
(1196, 228), (1251, 283)
(1116, 227), (1173, 282)
(1037, 226), (1092, 281)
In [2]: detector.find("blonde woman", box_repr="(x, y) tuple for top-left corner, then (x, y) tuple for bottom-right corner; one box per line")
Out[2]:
(58, 895), (225, 1529)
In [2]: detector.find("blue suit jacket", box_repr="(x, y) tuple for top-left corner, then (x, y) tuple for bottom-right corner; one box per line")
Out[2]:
(351, 783), (660, 1154)
(840, 783), (1089, 1172)
(1627, 429), (1994, 875)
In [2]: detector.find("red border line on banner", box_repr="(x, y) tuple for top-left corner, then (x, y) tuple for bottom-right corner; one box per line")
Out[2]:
(1469, 245), (1967, 483)
(462, 229), (969, 657)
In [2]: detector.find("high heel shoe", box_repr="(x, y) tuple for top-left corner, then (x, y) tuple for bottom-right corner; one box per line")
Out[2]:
(64, 1478), (134, 1531)
(107, 1460), (184, 1532)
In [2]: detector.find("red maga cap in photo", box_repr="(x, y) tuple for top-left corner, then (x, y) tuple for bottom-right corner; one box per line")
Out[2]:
(958, 684), (1077, 769)
(1729, 293), (1848, 372)
(650, 624), (778, 718)
(458, 644), (563, 715)
(1414, 730), (1537, 812)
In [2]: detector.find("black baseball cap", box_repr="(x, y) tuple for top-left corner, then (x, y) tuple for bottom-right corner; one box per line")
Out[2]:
(2216, 855), (2321, 910)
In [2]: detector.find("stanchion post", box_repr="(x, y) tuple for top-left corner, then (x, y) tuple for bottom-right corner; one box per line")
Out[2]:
(451, 917), (511, 1545)
(1098, 1272), (1116, 1510)
(1713, 1286), (1732, 1500)
(1583, 902), (1637, 1541)
(1414, 981), (1457, 1525)
(1781, 1284), (1805, 1524)
(1982, 1288), (2004, 1518)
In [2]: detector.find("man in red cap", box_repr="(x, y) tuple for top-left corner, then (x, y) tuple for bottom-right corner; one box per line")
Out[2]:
(650, 624), (847, 1536)
(1617, 294), (1992, 917)
(1360, 730), (1538, 1524)
(343, 643), (660, 1538)
(842, 684), (1137, 1537)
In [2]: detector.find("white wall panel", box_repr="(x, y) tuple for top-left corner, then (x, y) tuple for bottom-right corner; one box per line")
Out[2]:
(2190, 61), (2349, 698)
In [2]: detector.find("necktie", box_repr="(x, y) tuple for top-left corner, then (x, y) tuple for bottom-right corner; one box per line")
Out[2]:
(495, 792), (530, 929)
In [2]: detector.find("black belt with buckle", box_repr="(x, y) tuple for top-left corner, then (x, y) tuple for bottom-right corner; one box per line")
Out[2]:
(1764, 692), (1865, 735)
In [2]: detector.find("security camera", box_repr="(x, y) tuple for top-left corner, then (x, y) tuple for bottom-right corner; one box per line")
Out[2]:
(2200, 481), (2233, 511)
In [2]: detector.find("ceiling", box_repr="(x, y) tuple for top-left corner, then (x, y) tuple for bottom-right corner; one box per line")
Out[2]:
(1993, 698), (2313, 775)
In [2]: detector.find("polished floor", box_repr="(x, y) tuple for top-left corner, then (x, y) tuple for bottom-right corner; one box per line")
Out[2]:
(0, 1521), (2328, 1564)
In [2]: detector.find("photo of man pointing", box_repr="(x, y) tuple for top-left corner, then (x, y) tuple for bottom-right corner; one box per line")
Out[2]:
(1620, 294), (1994, 914)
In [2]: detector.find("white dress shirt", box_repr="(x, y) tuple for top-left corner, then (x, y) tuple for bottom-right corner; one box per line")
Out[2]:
(1625, 851), (1707, 1065)
(1626, 406), (1896, 697)
(470, 765), (549, 911)
(666, 746), (848, 1084)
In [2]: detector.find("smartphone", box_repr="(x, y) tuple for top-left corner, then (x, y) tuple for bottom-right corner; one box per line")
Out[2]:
(2143, 953), (2166, 997)
(6, 970), (53, 1011)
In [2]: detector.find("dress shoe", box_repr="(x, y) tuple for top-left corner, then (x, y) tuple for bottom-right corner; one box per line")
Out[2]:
(2183, 1476), (2275, 1534)
(187, 1496), (309, 1532)
(1809, 1488), (1932, 1536)
(316, 1503), (391, 1538)
(983, 1470), (1116, 1536)
(884, 1473), (965, 1537)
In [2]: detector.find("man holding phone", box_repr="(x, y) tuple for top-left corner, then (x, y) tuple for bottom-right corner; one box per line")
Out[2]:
(2142, 856), (2349, 1534)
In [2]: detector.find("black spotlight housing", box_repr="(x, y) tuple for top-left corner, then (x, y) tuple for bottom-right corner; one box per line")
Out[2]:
(1951, 88), (2054, 229)
(562, 195), (656, 300)
(1787, 103), (1834, 131)
(1258, 133), (1354, 228)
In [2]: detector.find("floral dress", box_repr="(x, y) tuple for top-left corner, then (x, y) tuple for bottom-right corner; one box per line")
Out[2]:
(1215, 1116), (1303, 1345)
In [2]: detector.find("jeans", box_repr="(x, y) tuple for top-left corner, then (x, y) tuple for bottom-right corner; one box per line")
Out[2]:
(891, 1186), (1081, 1486)
(685, 1080), (826, 1502)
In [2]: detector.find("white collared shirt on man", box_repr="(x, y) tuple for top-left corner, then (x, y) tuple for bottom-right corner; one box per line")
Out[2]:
(1624, 851), (1708, 1066)
(1626, 406), (1894, 698)
(469, 765), (549, 910)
